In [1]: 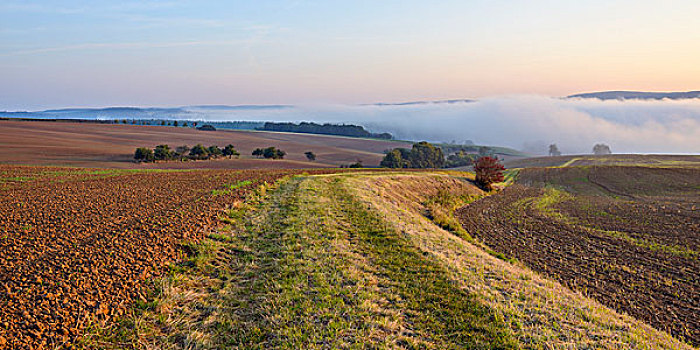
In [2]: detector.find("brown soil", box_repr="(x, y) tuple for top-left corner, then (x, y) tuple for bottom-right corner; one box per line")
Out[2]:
(0, 165), (353, 349)
(0, 120), (411, 168)
(456, 166), (700, 346)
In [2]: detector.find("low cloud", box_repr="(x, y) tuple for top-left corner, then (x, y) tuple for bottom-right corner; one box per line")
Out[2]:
(186, 96), (700, 155)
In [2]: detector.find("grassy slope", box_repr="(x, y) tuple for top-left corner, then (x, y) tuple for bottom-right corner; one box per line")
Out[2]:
(83, 172), (693, 349)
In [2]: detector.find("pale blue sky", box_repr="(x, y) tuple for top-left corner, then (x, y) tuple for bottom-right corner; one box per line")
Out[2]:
(2, 0), (700, 110)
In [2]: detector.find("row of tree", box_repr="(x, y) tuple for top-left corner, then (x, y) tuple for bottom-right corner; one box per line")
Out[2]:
(252, 147), (286, 159)
(380, 141), (505, 190)
(258, 122), (393, 139)
(117, 119), (197, 127)
(134, 144), (239, 162)
(134, 144), (317, 162)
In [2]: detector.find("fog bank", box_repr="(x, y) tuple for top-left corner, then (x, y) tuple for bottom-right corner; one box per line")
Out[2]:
(185, 96), (700, 155)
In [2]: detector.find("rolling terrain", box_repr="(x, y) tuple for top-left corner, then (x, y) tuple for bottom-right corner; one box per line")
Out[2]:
(1, 148), (697, 348)
(0, 120), (410, 168)
(76, 170), (691, 349)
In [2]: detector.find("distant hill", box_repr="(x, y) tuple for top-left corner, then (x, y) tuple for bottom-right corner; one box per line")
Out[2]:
(568, 91), (700, 100)
(372, 99), (474, 106)
(0, 105), (291, 120)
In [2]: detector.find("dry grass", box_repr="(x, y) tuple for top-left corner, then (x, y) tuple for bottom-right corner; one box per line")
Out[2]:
(345, 173), (693, 349)
(83, 171), (694, 349)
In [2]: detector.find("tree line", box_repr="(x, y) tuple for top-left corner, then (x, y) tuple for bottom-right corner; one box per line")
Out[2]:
(380, 141), (505, 191)
(134, 144), (300, 162)
(258, 122), (393, 139)
(134, 144), (239, 162)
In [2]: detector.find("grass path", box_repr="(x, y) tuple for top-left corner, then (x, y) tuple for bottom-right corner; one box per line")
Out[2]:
(82, 172), (695, 349)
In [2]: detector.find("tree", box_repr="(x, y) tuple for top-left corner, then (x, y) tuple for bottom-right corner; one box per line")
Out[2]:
(409, 141), (445, 168)
(262, 147), (285, 159)
(380, 149), (406, 168)
(208, 145), (223, 159)
(380, 142), (445, 169)
(252, 148), (264, 157)
(153, 144), (174, 161)
(134, 147), (154, 162)
(474, 156), (505, 191)
(223, 144), (239, 158)
(173, 120), (179, 127)
(305, 151), (316, 161)
(593, 143), (611, 155)
(189, 144), (209, 160)
(549, 144), (561, 156)
(445, 151), (477, 168)
(160, 120), (166, 126)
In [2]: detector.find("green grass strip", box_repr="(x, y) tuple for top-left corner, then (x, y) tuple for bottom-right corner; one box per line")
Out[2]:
(327, 177), (517, 349)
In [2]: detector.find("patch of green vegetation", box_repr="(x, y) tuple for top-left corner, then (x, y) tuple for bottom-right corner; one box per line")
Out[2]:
(531, 188), (572, 213)
(0, 176), (35, 182)
(600, 229), (698, 259)
(501, 169), (520, 184)
(329, 178), (518, 349)
(211, 180), (254, 196)
(516, 188), (697, 259)
(424, 188), (477, 242)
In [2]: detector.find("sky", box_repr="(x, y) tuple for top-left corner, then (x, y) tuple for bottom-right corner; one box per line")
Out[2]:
(2, 0), (700, 110)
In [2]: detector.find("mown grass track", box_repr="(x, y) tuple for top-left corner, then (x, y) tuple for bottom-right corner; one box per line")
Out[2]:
(94, 174), (515, 349)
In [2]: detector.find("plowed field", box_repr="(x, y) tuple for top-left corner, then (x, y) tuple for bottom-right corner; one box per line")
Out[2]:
(456, 166), (700, 346)
(0, 166), (345, 349)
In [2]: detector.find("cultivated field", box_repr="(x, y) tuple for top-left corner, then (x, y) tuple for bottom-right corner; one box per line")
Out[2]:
(0, 120), (410, 168)
(457, 165), (700, 345)
(504, 154), (700, 169)
(0, 165), (351, 348)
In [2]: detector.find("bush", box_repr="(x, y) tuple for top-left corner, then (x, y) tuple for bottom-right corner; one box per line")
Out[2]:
(305, 151), (316, 161)
(134, 147), (154, 162)
(474, 156), (505, 191)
